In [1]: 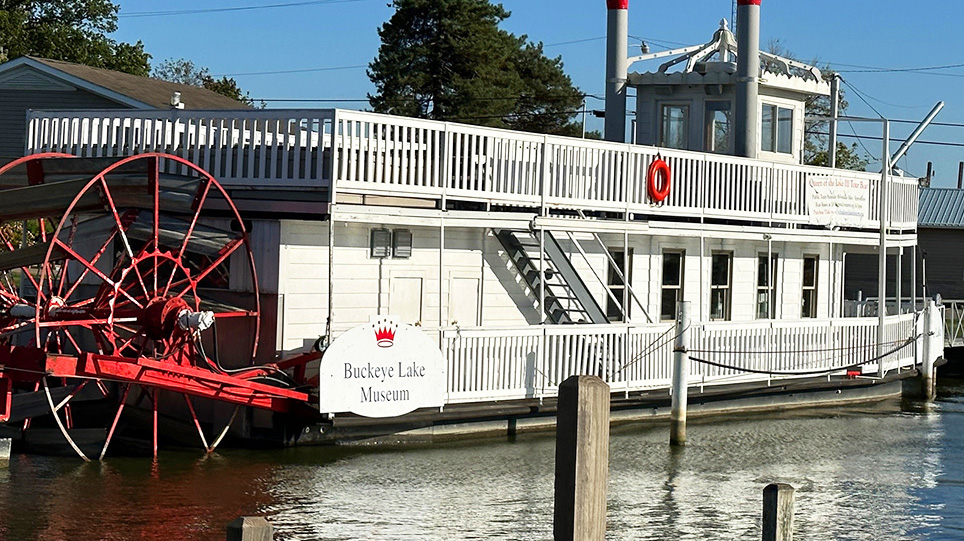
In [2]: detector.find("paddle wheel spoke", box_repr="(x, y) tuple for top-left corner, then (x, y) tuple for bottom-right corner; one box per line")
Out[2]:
(176, 238), (243, 299)
(100, 383), (132, 460)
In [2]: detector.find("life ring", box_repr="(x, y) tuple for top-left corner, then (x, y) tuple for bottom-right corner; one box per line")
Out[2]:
(647, 158), (671, 202)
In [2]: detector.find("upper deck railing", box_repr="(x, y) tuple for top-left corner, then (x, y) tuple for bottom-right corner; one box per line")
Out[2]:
(26, 108), (919, 230)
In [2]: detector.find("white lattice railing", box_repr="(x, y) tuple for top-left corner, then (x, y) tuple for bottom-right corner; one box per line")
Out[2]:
(441, 314), (920, 404)
(26, 109), (918, 230)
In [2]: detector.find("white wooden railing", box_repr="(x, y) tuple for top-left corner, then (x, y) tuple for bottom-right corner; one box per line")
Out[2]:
(938, 300), (964, 347)
(442, 313), (920, 403)
(26, 109), (918, 230)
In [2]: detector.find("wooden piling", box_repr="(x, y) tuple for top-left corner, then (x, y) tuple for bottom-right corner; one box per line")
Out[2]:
(762, 483), (794, 541)
(0, 438), (9, 467)
(226, 516), (273, 541)
(921, 298), (938, 401)
(670, 301), (691, 446)
(553, 375), (610, 541)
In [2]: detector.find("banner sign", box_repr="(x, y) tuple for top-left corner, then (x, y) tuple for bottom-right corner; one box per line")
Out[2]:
(319, 317), (446, 418)
(806, 175), (870, 228)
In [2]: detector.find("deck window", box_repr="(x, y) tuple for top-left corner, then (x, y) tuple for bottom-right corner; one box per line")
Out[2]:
(761, 104), (793, 154)
(710, 252), (732, 321)
(705, 101), (731, 154)
(756, 254), (778, 319)
(802, 256), (818, 318)
(661, 251), (684, 321)
(660, 104), (689, 150)
(607, 249), (632, 321)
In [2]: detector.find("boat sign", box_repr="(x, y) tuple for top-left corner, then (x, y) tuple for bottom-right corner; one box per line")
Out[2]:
(319, 317), (446, 417)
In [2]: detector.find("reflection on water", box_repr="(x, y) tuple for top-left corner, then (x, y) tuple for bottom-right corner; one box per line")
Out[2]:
(2, 380), (964, 540)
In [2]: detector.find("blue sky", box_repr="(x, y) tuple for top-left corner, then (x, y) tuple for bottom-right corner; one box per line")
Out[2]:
(113, 0), (964, 187)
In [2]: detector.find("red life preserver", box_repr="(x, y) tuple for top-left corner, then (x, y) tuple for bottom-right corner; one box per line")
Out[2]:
(647, 158), (671, 202)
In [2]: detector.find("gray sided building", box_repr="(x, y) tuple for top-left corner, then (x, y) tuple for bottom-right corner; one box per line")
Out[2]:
(842, 187), (962, 304)
(917, 188), (964, 300)
(0, 56), (248, 160)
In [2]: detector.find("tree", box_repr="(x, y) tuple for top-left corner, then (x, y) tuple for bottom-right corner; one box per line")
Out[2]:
(0, 0), (149, 75)
(368, 0), (584, 136)
(765, 40), (868, 171)
(152, 58), (254, 106)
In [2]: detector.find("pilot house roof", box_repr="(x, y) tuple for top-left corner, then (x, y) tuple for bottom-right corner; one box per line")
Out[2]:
(627, 20), (830, 96)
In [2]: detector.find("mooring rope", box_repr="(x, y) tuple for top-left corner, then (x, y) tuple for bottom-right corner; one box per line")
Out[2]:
(686, 335), (919, 377)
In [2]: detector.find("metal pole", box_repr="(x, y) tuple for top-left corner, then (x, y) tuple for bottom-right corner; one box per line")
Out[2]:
(890, 101), (944, 165)
(582, 99), (588, 139)
(911, 244), (917, 313)
(670, 301), (690, 446)
(735, 0), (761, 159)
(878, 120), (890, 378)
(829, 74), (840, 168)
(604, 0), (629, 142)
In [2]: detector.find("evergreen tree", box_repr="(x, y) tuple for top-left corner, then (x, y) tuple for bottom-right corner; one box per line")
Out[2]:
(0, 0), (150, 75)
(368, 0), (584, 136)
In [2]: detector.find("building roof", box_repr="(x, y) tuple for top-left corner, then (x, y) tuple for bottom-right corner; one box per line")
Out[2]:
(0, 56), (249, 110)
(919, 188), (964, 228)
(627, 20), (830, 97)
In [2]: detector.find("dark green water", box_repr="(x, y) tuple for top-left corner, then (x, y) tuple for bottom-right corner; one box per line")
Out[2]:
(2, 379), (963, 540)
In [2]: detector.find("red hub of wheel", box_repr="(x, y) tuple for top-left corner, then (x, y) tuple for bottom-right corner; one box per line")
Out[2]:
(139, 296), (191, 341)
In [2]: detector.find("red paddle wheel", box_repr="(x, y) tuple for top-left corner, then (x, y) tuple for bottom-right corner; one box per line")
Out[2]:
(0, 153), (316, 459)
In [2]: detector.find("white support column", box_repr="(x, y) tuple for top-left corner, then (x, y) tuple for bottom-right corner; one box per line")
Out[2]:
(897, 246), (903, 315)
(878, 120), (890, 378)
(439, 222), (445, 345)
(829, 74), (840, 168)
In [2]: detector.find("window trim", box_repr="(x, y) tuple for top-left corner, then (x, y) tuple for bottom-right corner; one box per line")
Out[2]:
(606, 249), (632, 322)
(761, 103), (794, 155)
(709, 251), (732, 321)
(756, 253), (779, 319)
(660, 250), (685, 321)
(801, 255), (818, 318)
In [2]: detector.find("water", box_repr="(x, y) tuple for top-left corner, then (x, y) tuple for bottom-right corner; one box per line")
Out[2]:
(2, 380), (964, 540)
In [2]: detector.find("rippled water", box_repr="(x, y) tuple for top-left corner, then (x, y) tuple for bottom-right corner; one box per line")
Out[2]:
(2, 379), (964, 540)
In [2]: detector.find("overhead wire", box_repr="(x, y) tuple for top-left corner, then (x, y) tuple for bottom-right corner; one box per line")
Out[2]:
(119, 0), (367, 18)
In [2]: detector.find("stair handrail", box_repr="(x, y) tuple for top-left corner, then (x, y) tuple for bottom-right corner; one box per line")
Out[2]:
(572, 211), (654, 323)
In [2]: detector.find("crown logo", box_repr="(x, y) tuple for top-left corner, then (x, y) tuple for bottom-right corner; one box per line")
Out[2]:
(373, 319), (397, 348)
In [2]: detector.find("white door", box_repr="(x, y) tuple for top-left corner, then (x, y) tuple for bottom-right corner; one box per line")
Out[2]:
(389, 277), (423, 325)
(449, 277), (480, 326)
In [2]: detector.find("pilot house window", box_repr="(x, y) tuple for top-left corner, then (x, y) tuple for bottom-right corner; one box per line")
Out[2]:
(761, 104), (793, 154)
(660, 104), (689, 150)
(705, 101), (731, 154)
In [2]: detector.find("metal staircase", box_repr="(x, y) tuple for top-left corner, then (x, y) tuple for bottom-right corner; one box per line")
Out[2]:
(495, 229), (609, 324)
